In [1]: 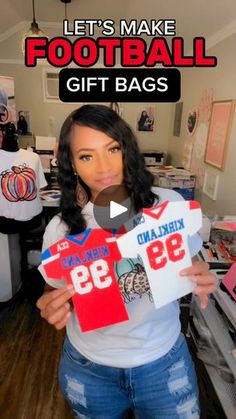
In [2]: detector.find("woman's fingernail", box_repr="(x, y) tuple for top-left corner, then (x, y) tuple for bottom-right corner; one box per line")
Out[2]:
(194, 287), (201, 295)
(67, 285), (75, 294)
(180, 269), (187, 275)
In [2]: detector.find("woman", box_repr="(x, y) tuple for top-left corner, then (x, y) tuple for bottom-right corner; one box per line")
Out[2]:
(17, 113), (28, 135)
(37, 105), (216, 418)
(137, 110), (149, 131)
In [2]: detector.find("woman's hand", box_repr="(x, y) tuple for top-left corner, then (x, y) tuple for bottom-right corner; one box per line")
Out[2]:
(179, 260), (216, 309)
(36, 285), (75, 330)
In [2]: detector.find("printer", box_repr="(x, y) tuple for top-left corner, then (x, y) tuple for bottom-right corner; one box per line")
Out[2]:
(142, 150), (167, 166)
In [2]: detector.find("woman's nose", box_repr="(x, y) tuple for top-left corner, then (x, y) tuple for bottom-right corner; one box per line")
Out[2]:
(95, 153), (112, 173)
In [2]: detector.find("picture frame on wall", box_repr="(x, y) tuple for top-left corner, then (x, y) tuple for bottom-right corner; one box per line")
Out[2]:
(186, 107), (199, 136)
(109, 102), (122, 116)
(137, 105), (156, 132)
(204, 100), (235, 170)
(0, 76), (16, 126)
(173, 101), (183, 137)
(203, 170), (219, 200)
(17, 110), (32, 135)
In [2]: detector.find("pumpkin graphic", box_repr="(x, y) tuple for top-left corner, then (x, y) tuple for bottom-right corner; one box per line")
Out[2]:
(0, 164), (37, 202)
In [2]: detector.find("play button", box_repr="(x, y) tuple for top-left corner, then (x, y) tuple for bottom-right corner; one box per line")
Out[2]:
(110, 201), (128, 219)
(93, 185), (142, 232)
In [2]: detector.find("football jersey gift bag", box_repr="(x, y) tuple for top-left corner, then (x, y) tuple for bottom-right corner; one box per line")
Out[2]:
(117, 200), (202, 309)
(42, 229), (129, 332)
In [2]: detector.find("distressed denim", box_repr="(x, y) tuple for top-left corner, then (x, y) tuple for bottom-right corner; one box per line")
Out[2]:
(58, 333), (200, 419)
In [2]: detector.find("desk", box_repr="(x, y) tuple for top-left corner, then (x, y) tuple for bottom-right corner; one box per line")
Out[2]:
(41, 198), (60, 208)
(40, 191), (60, 227)
(40, 190), (60, 226)
(40, 190), (60, 207)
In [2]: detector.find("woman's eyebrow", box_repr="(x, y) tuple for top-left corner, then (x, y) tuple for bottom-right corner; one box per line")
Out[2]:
(77, 140), (118, 153)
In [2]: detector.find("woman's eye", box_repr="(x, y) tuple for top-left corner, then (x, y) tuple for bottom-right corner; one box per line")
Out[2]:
(79, 155), (92, 161)
(109, 146), (121, 154)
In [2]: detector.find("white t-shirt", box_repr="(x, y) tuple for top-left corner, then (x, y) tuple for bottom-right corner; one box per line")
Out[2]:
(41, 187), (202, 368)
(0, 149), (47, 221)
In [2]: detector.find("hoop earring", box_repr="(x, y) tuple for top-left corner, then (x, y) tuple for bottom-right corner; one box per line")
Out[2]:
(75, 177), (88, 208)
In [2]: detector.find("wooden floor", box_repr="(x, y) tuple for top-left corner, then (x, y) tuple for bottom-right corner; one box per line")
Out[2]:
(0, 291), (74, 419)
(0, 288), (226, 419)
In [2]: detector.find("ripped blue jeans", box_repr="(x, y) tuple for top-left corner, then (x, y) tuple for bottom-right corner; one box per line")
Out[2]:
(58, 333), (200, 419)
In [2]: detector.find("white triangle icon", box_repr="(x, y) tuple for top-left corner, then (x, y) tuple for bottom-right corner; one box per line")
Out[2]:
(110, 201), (128, 219)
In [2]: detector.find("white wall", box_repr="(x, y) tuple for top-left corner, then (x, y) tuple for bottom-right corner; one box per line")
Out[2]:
(167, 33), (236, 216)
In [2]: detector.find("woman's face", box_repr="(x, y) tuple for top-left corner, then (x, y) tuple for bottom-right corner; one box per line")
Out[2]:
(70, 125), (124, 201)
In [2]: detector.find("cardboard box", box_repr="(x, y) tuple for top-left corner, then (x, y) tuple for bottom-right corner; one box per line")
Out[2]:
(151, 168), (196, 189)
(158, 176), (196, 189)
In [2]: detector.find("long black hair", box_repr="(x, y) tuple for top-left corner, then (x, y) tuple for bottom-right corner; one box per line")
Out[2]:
(57, 104), (158, 234)
(1, 123), (19, 152)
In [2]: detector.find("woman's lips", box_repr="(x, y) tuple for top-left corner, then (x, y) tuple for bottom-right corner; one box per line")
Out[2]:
(96, 175), (118, 186)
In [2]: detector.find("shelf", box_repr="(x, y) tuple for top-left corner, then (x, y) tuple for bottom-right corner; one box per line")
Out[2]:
(214, 287), (236, 330)
(204, 364), (236, 419)
(191, 297), (236, 379)
(191, 257), (236, 417)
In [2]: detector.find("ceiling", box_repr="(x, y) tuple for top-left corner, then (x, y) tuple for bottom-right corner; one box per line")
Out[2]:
(1, 0), (236, 48)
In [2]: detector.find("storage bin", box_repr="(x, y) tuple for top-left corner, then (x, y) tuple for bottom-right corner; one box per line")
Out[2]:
(173, 187), (195, 200)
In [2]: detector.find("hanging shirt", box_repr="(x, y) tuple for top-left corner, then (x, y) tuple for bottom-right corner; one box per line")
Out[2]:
(117, 200), (202, 309)
(0, 149), (47, 220)
(41, 228), (129, 332)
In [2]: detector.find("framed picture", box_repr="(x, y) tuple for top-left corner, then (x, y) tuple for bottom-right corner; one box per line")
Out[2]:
(0, 76), (17, 148)
(17, 110), (32, 135)
(186, 107), (199, 135)
(137, 105), (156, 132)
(204, 100), (235, 170)
(0, 76), (16, 123)
(203, 170), (219, 200)
(173, 101), (183, 137)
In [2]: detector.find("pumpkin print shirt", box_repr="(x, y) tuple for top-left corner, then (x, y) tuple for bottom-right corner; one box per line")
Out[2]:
(0, 149), (47, 220)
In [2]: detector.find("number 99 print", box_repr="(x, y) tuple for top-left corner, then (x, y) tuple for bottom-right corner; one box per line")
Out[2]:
(40, 200), (202, 330)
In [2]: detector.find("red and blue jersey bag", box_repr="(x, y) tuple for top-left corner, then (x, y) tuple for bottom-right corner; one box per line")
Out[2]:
(42, 228), (129, 332)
